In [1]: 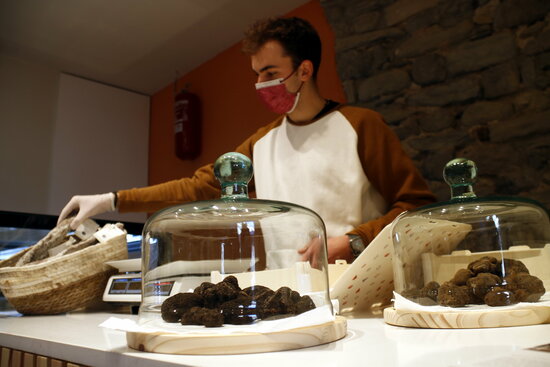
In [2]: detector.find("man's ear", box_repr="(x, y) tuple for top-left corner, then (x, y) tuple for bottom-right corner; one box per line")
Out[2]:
(298, 60), (314, 81)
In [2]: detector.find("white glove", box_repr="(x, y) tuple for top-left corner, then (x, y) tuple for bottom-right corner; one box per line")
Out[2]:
(57, 193), (116, 230)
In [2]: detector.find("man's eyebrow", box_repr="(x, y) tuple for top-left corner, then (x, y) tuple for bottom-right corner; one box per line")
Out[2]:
(252, 65), (276, 75)
(259, 65), (276, 73)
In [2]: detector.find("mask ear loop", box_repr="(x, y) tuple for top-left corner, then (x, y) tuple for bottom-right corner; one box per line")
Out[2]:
(281, 67), (298, 83)
(284, 63), (305, 114)
(283, 64), (305, 95)
(286, 80), (304, 114)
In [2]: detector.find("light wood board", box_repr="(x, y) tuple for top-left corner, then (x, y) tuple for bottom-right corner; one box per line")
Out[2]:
(126, 316), (347, 355)
(383, 306), (550, 329)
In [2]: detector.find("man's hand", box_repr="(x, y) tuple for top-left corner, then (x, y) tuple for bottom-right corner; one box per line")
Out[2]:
(57, 193), (115, 229)
(298, 235), (354, 267)
(326, 235), (353, 263)
(298, 237), (322, 269)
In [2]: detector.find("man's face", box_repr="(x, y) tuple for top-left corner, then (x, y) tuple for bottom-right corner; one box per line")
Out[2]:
(251, 40), (298, 85)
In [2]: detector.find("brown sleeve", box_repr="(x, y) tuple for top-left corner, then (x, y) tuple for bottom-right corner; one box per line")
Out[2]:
(117, 117), (284, 213)
(341, 106), (437, 244)
(117, 163), (220, 213)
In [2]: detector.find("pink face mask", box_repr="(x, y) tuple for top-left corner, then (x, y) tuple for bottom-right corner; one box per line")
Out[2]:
(255, 71), (302, 114)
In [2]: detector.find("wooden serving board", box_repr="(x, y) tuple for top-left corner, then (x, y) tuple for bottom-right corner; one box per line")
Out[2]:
(383, 306), (550, 329)
(127, 316), (347, 355)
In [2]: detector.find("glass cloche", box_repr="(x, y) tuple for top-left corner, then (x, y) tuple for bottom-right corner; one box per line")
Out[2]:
(391, 158), (550, 309)
(138, 152), (333, 328)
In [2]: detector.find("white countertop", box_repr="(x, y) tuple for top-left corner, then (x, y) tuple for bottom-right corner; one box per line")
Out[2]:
(1, 310), (550, 367)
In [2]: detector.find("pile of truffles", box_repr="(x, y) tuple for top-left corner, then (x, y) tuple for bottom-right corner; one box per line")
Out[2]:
(403, 257), (546, 307)
(161, 276), (316, 327)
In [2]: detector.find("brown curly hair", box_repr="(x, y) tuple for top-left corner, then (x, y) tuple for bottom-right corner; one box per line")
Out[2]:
(242, 17), (322, 79)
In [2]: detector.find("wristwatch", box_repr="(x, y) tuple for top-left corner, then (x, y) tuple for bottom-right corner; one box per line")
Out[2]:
(348, 234), (365, 258)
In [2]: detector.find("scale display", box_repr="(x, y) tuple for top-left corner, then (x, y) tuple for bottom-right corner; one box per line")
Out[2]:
(103, 274), (142, 303)
(109, 277), (142, 294)
(144, 280), (175, 297)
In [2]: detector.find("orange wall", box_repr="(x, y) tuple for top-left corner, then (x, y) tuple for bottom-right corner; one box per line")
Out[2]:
(148, 0), (346, 186)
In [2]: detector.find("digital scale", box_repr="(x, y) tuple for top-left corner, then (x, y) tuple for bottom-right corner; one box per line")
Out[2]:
(103, 258), (142, 303)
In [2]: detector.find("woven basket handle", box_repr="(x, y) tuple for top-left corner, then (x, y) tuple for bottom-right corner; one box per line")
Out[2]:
(15, 218), (73, 267)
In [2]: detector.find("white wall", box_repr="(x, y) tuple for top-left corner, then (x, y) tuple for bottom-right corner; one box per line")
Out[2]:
(0, 54), (59, 214)
(49, 74), (149, 224)
(0, 55), (150, 224)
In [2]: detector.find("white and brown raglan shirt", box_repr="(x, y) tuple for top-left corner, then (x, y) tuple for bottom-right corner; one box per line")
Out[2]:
(118, 104), (436, 245)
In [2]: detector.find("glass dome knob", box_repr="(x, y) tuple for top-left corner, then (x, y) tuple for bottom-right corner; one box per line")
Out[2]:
(443, 158), (478, 201)
(214, 152), (253, 199)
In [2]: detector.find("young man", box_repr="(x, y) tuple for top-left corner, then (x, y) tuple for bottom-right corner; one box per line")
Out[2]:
(58, 17), (436, 263)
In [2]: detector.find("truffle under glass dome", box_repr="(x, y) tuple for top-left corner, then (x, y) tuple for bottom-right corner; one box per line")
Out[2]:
(391, 158), (550, 309)
(138, 153), (333, 328)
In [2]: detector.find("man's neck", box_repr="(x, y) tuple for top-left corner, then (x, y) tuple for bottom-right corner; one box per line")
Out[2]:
(287, 83), (326, 124)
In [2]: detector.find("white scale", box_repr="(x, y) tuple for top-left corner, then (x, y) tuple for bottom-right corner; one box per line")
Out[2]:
(103, 259), (142, 303)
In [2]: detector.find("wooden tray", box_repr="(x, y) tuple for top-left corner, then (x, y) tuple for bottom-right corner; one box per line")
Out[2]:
(383, 306), (550, 329)
(127, 316), (347, 355)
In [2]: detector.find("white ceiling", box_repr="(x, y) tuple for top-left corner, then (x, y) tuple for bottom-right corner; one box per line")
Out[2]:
(0, 0), (309, 95)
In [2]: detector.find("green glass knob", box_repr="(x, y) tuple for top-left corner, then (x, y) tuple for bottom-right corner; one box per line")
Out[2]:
(214, 152), (253, 199)
(443, 158), (477, 201)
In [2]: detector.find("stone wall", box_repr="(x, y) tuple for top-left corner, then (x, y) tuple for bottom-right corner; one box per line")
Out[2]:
(320, 0), (550, 209)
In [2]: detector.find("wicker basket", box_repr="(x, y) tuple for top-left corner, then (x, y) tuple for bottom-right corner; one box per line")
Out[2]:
(0, 220), (128, 315)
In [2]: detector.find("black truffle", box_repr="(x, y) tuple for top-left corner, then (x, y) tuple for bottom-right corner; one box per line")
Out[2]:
(263, 287), (302, 317)
(451, 269), (474, 286)
(202, 279), (240, 308)
(467, 273), (501, 300)
(220, 296), (259, 325)
(425, 257), (544, 308)
(497, 258), (530, 278)
(484, 287), (516, 307)
(194, 281), (215, 297)
(507, 272), (545, 302)
(420, 281), (440, 302)
(161, 292), (204, 323)
(295, 295), (316, 314)
(162, 280), (317, 327)
(467, 256), (498, 275)
(181, 306), (224, 327)
(222, 275), (240, 289)
(243, 285), (275, 302)
(437, 282), (475, 307)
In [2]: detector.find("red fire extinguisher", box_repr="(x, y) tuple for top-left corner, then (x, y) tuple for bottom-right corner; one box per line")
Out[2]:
(174, 83), (201, 160)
